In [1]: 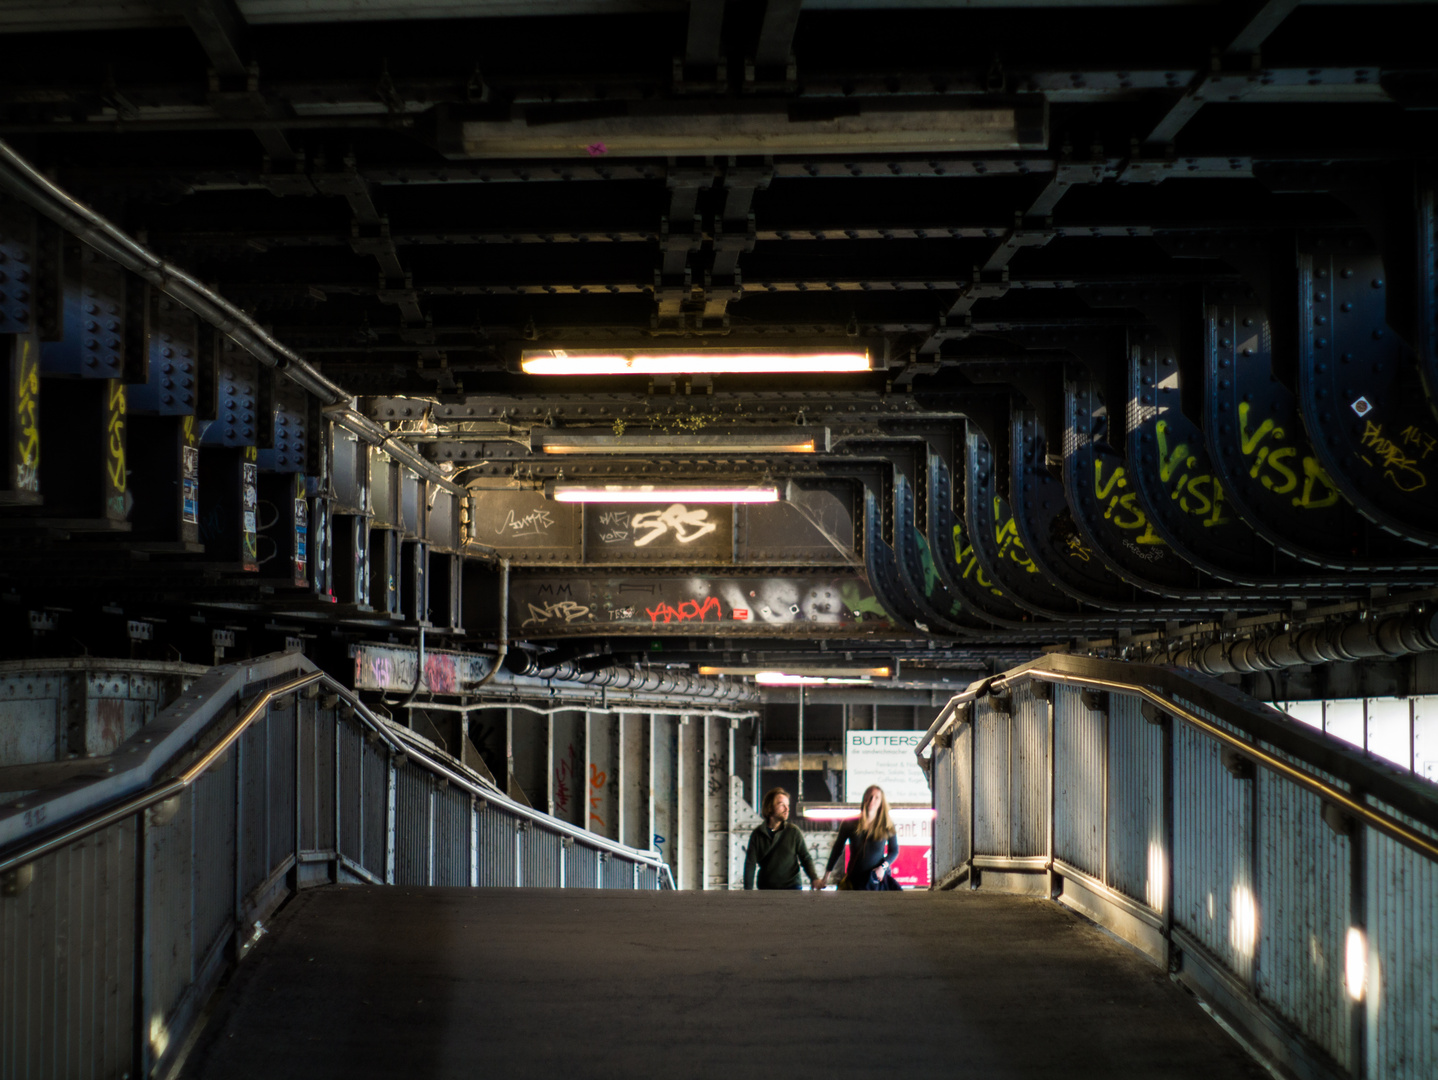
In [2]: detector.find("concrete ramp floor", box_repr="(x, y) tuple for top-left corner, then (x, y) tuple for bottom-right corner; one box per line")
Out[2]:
(182, 887), (1267, 1079)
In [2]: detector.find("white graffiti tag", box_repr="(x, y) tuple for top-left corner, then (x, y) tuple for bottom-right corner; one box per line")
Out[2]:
(632, 504), (717, 547)
(497, 507), (555, 537)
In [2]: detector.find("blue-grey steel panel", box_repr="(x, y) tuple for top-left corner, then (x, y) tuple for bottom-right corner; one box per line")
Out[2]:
(566, 842), (600, 889)
(1011, 688), (1049, 858)
(268, 701), (296, 872)
(1106, 694), (1164, 911)
(1365, 800), (1438, 1080)
(314, 708), (336, 851)
(1173, 720), (1256, 983)
(338, 723), (363, 865)
(0, 818), (137, 1080)
(973, 703), (1009, 857)
(477, 804), (517, 886)
(1252, 746), (1352, 1073)
(394, 764), (431, 886)
(362, 739), (388, 878)
(604, 853), (633, 889)
(192, 754), (236, 962)
(433, 785), (470, 887)
(523, 826), (562, 888)
(238, 719), (269, 898)
(639, 864), (660, 890)
(148, 787), (194, 1033)
(1054, 685), (1103, 879)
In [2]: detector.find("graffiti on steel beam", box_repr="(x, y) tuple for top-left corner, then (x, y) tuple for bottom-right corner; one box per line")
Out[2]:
(15, 338), (39, 492)
(352, 643), (490, 694)
(498, 507), (556, 538)
(510, 575), (892, 631)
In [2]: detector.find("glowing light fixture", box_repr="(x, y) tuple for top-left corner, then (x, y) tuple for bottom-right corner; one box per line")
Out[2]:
(801, 806), (937, 822)
(522, 349), (871, 376)
(1345, 927), (1368, 1001)
(532, 429), (826, 455)
(699, 665), (891, 678)
(548, 483), (780, 504)
(754, 672), (873, 686)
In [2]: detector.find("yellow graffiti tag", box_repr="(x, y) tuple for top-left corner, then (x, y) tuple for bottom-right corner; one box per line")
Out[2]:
(1400, 424), (1438, 461)
(1235, 401), (1340, 509)
(106, 381), (126, 492)
(1359, 420), (1428, 493)
(1064, 534), (1093, 562)
(992, 498), (1040, 572)
(15, 339), (39, 491)
(952, 523), (1006, 596)
(183, 413), (197, 446)
(1153, 421), (1231, 528)
(1093, 459), (1166, 544)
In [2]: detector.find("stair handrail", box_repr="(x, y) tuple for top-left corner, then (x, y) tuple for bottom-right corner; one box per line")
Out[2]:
(0, 659), (672, 885)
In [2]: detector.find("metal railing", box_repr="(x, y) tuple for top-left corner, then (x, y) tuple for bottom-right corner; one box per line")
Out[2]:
(918, 654), (1438, 1080)
(0, 652), (670, 1080)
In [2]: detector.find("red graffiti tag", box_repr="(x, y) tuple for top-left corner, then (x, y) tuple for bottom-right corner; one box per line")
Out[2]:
(645, 596), (722, 624)
(423, 653), (458, 695)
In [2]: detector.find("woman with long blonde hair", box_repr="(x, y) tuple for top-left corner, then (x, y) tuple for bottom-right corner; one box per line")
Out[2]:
(820, 784), (901, 890)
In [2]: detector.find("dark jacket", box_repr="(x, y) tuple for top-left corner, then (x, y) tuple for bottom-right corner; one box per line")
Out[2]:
(743, 820), (818, 889)
(826, 819), (900, 889)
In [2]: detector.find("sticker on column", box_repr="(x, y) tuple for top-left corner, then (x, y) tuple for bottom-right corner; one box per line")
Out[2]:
(181, 445), (199, 524)
(1351, 396), (1373, 417)
(242, 462), (259, 570)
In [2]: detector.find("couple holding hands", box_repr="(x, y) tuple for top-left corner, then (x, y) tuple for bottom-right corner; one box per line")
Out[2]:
(742, 784), (902, 892)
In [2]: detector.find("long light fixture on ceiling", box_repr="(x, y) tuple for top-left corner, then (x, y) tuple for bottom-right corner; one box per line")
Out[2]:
(548, 483), (780, 504)
(532, 428), (827, 455)
(521, 348), (871, 376)
(753, 673), (874, 686)
(698, 666), (892, 678)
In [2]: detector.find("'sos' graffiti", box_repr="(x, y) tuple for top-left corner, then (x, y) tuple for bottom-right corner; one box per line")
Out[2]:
(633, 504), (717, 547)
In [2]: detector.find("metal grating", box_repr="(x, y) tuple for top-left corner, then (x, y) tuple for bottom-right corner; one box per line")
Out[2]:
(972, 703), (1009, 858)
(523, 826), (562, 888)
(433, 785), (470, 887)
(566, 842), (601, 889)
(1010, 687), (1049, 858)
(338, 721), (363, 865)
(394, 763), (432, 886)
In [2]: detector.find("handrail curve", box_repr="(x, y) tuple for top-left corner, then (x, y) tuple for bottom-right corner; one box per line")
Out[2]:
(918, 653), (1438, 866)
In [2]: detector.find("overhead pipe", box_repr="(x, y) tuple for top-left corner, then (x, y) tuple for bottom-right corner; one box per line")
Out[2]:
(0, 138), (462, 498)
(1170, 608), (1438, 677)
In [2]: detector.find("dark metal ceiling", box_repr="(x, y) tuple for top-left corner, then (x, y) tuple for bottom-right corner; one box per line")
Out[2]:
(3, 0), (1438, 692)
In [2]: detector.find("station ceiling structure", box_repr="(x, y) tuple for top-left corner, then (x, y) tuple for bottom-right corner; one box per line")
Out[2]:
(3, 0), (1438, 694)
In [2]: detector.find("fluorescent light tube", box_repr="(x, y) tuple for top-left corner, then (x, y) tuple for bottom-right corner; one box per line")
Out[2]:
(549, 484), (780, 504)
(522, 349), (870, 376)
(699, 666), (891, 678)
(754, 672), (873, 686)
(532, 429), (826, 455)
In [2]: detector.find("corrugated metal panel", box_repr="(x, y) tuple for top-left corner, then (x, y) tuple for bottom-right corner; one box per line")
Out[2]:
(1253, 746), (1352, 1072)
(0, 818), (137, 1080)
(148, 787), (194, 1031)
(932, 743), (957, 881)
(362, 739), (388, 878)
(191, 753), (236, 958)
(1054, 685), (1103, 879)
(477, 804), (517, 886)
(238, 718), (269, 898)
(952, 721), (972, 873)
(1106, 694), (1164, 911)
(433, 785), (470, 886)
(338, 723), (363, 865)
(394, 764), (431, 886)
(314, 708), (336, 851)
(1010, 688), (1049, 858)
(1366, 801), (1438, 1080)
(639, 864), (660, 890)
(566, 842), (601, 889)
(973, 703), (1009, 857)
(268, 701), (296, 870)
(604, 853), (633, 889)
(1173, 721), (1255, 983)
(299, 704), (318, 850)
(523, 826), (562, 887)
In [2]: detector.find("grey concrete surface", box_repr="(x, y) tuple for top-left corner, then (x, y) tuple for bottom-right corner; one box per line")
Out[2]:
(182, 886), (1268, 1079)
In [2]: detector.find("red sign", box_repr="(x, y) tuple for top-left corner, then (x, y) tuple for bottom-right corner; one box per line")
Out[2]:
(733, 609), (749, 620)
(839, 818), (932, 889)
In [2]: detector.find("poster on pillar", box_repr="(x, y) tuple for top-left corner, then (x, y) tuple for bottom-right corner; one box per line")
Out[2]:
(844, 731), (929, 803)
